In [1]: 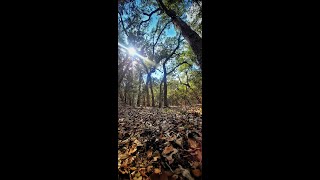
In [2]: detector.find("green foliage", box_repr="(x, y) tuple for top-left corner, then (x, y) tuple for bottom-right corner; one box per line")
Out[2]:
(118, 0), (202, 107)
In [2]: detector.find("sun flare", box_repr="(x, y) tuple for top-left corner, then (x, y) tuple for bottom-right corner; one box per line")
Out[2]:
(128, 47), (137, 56)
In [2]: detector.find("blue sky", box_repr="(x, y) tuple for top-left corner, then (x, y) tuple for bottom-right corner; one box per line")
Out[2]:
(119, 0), (193, 82)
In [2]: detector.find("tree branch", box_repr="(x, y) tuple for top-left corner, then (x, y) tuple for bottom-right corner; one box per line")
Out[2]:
(167, 61), (192, 75)
(156, 0), (176, 18)
(163, 33), (183, 64)
(118, 12), (129, 37)
(139, 8), (160, 26)
(154, 20), (172, 47)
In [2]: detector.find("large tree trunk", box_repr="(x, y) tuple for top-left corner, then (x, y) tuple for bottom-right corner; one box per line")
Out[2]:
(157, 0), (202, 69)
(163, 64), (169, 107)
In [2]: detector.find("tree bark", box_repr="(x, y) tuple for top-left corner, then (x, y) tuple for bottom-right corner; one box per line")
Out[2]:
(118, 60), (131, 88)
(163, 64), (169, 107)
(148, 73), (155, 107)
(156, 0), (202, 69)
(137, 72), (142, 106)
(159, 79), (163, 108)
(145, 74), (150, 106)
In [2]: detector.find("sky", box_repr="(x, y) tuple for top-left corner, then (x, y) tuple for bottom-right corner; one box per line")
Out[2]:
(119, 0), (195, 82)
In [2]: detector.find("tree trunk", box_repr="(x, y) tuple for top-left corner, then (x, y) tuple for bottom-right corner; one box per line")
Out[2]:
(118, 56), (131, 88)
(143, 91), (146, 106)
(145, 74), (150, 106)
(149, 73), (155, 107)
(157, 0), (202, 69)
(124, 90), (127, 104)
(159, 79), (163, 108)
(163, 64), (169, 107)
(137, 72), (142, 106)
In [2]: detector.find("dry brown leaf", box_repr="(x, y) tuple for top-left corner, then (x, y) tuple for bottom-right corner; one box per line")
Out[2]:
(139, 168), (147, 177)
(147, 166), (153, 173)
(133, 176), (142, 180)
(135, 172), (141, 177)
(130, 167), (137, 171)
(190, 161), (201, 168)
(195, 150), (202, 162)
(128, 144), (137, 155)
(188, 138), (198, 149)
(154, 168), (161, 174)
(191, 169), (202, 177)
(162, 146), (174, 155)
(147, 149), (153, 158)
(172, 174), (179, 180)
(119, 168), (129, 174)
(120, 159), (128, 168)
(163, 148), (178, 164)
(178, 165), (194, 180)
(175, 138), (183, 147)
(168, 134), (176, 141)
(134, 139), (143, 146)
(119, 153), (129, 160)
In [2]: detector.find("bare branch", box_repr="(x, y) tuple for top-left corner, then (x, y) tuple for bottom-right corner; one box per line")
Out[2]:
(157, 68), (163, 73)
(118, 12), (129, 37)
(139, 8), (160, 26)
(163, 33), (183, 64)
(167, 61), (192, 75)
(154, 20), (172, 47)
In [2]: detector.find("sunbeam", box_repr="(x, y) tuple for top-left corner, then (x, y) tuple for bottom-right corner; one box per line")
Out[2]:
(118, 43), (155, 66)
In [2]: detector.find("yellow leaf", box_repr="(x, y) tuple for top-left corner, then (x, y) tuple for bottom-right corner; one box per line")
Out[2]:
(154, 168), (161, 174)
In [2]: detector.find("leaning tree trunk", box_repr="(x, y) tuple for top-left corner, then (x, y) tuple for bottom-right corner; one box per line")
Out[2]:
(157, 0), (202, 69)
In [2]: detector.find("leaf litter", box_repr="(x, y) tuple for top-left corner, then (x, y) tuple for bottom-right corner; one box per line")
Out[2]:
(118, 104), (202, 180)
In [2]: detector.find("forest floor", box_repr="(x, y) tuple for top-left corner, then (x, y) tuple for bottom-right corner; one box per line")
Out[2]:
(118, 103), (202, 180)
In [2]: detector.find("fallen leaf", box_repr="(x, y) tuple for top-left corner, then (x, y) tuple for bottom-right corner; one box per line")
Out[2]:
(191, 169), (201, 177)
(133, 176), (142, 180)
(134, 139), (144, 146)
(162, 146), (174, 155)
(172, 174), (179, 180)
(119, 153), (129, 160)
(119, 168), (129, 174)
(195, 150), (202, 162)
(128, 144), (137, 155)
(178, 165), (194, 180)
(130, 167), (137, 171)
(154, 168), (161, 174)
(135, 172), (141, 177)
(175, 138), (183, 147)
(163, 148), (178, 164)
(147, 166), (153, 173)
(188, 138), (198, 149)
(147, 149), (153, 158)
(190, 161), (201, 168)
(168, 134), (176, 141)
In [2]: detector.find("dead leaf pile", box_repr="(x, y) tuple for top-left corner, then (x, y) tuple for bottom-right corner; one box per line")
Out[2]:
(118, 104), (202, 180)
